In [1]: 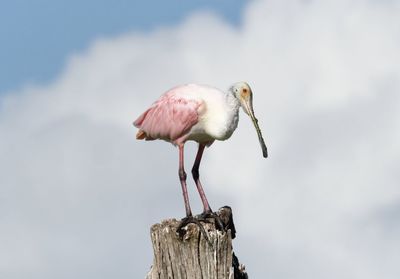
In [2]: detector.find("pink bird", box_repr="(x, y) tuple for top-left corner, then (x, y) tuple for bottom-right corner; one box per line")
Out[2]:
(134, 82), (267, 230)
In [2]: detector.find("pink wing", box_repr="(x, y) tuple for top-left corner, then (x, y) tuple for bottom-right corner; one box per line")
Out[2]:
(134, 90), (202, 144)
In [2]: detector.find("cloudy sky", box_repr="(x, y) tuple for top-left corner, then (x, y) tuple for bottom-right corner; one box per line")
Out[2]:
(1, 0), (400, 278)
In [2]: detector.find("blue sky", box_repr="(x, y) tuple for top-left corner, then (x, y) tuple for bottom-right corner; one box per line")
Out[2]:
(0, 0), (246, 95)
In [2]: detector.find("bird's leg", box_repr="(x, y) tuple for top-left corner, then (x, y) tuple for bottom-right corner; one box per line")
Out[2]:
(191, 144), (211, 213)
(176, 144), (210, 243)
(191, 143), (225, 231)
(178, 144), (192, 217)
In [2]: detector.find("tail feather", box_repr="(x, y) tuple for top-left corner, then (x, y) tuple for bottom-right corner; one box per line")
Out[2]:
(136, 130), (146, 140)
(136, 130), (155, 141)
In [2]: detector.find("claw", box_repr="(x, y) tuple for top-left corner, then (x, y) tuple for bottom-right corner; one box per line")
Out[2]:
(176, 216), (212, 245)
(197, 211), (225, 232)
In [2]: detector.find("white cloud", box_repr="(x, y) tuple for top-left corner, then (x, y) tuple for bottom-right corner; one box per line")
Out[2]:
(1, 0), (400, 278)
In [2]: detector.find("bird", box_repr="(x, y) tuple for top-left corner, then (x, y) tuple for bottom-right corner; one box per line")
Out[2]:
(133, 82), (268, 231)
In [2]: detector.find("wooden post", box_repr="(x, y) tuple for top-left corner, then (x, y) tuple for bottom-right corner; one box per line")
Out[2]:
(146, 206), (248, 279)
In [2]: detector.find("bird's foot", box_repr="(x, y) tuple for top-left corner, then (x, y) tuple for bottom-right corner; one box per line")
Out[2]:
(176, 215), (211, 245)
(196, 210), (226, 232)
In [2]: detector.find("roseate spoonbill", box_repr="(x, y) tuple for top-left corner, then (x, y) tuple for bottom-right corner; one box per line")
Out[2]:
(133, 82), (267, 231)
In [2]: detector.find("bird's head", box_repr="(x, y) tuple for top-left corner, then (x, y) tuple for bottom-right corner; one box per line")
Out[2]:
(231, 82), (268, 158)
(231, 82), (253, 116)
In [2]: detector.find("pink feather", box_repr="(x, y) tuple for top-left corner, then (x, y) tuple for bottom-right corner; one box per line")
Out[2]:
(134, 87), (202, 145)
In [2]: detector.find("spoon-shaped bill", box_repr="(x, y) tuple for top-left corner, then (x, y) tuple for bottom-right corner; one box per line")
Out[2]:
(249, 113), (268, 158)
(238, 86), (268, 158)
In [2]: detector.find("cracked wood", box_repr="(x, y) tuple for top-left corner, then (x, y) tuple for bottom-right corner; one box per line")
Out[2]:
(146, 207), (248, 279)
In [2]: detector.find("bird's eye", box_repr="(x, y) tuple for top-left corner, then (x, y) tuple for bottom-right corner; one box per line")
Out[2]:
(241, 88), (249, 98)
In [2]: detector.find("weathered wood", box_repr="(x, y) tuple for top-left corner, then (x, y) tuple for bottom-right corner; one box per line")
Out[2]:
(146, 207), (248, 279)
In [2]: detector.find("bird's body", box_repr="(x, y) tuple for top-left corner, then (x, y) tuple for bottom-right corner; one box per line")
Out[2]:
(134, 82), (267, 225)
(134, 84), (241, 146)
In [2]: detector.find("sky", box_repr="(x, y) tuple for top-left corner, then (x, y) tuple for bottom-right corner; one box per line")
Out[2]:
(0, 0), (246, 95)
(1, 0), (400, 278)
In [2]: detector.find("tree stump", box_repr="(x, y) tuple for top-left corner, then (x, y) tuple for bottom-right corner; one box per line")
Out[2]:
(146, 206), (248, 279)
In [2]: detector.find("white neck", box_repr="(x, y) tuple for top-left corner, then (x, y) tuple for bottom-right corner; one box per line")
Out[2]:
(225, 90), (241, 112)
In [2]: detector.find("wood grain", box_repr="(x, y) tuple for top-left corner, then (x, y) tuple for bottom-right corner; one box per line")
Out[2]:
(146, 207), (248, 279)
